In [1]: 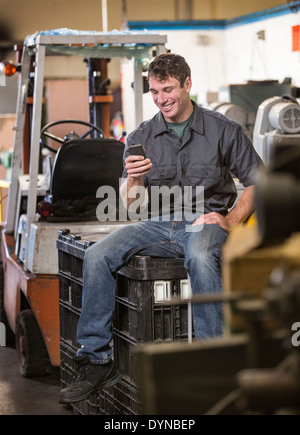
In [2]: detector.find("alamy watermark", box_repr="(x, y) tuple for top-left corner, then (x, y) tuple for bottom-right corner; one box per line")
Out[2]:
(0, 322), (5, 346)
(0, 67), (6, 86)
(95, 181), (205, 232)
(291, 322), (300, 347)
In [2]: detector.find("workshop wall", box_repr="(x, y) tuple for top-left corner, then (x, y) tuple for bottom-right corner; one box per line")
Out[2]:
(0, 1), (293, 134)
(0, 0), (287, 42)
(166, 9), (299, 99)
(225, 11), (300, 86)
(204, 0), (288, 19)
(121, 5), (300, 133)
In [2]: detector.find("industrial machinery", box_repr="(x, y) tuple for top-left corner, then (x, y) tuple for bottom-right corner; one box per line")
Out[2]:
(253, 94), (300, 243)
(0, 29), (167, 377)
(209, 101), (253, 140)
(253, 95), (300, 164)
(235, 139), (300, 414)
(218, 80), (294, 125)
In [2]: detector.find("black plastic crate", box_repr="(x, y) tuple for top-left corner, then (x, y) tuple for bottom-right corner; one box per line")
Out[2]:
(58, 229), (142, 415)
(59, 274), (83, 309)
(58, 231), (191, 347)
(60, 338), (140, 415)
(57, 230), (93, 279)
(58, 272), (84, 349)
(57, 226), (127, 278)
(119, 255), (187, 280)
(59, 301), (81, 348)
(57, 230), (191, 414)
(115, 256), (189, 342)
(114, 256), (190, 384)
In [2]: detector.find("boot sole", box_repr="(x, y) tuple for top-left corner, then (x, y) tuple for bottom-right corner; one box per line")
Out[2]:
(59, 371), (122, 404)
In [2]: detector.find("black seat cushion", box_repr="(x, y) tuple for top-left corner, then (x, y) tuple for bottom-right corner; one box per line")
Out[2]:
(50, 138), (124, 200)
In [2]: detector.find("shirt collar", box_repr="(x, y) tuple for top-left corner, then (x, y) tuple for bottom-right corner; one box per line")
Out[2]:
(152, 111), (169, 136)
(153, 101), (204, 137)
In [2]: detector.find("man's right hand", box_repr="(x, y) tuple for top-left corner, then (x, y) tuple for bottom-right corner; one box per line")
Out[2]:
(125, 155), (152, 179)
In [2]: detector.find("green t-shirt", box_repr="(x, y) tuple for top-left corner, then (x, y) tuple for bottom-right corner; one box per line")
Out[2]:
(165, 110), (194, 140)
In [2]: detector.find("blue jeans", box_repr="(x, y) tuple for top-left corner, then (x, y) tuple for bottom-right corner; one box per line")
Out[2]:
(76, 218), (228, 364)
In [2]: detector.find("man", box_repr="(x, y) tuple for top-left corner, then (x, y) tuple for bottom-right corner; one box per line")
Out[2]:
(59, 53), (261, 404)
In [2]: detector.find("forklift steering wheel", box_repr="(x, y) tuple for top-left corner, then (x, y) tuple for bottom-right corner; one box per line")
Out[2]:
(40, 119), (105, 153)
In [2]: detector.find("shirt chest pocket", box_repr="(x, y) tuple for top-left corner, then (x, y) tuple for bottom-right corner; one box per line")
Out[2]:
(186, 165), (222, 185)
(146, 165), (177, 186)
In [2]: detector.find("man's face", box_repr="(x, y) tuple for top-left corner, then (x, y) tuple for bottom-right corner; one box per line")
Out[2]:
(149, 74), (192, 123)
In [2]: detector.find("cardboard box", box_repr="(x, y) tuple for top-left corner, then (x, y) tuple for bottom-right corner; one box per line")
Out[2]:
(222, 224), (300, 333)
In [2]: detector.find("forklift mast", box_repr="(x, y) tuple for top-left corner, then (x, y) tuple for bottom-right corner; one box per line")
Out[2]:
(5, 30), (167, 271)
(87, 58), (113, 139)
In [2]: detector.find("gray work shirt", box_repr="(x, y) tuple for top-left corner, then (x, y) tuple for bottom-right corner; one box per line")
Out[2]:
(123, 102), (262, 219)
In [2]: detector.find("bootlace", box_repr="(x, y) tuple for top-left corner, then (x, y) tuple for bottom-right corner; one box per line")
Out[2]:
(72, 356), (91, 382)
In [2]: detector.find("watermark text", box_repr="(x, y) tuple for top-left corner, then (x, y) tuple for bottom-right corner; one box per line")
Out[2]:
(96, 181), (204, 232)
(291, 322), (300, 347)
(0, 322), (6, 346)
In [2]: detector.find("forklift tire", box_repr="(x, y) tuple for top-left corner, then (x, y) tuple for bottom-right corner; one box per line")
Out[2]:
(15, 309), (50, 377)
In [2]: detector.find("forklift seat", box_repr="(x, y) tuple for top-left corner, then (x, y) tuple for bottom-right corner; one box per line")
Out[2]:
(50, 138), (124, 202)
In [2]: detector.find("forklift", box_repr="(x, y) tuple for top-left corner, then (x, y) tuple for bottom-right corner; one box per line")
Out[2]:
(0, 29), (167, 377)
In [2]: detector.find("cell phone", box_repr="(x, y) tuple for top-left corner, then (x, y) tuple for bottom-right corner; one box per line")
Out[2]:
(128, 144), (146, 158)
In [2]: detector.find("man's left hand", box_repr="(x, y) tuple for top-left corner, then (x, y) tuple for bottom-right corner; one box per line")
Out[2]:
(192, 212), (231, 232)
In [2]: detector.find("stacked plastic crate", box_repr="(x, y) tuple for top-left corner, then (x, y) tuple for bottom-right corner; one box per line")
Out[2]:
(57, 229), (191, 415)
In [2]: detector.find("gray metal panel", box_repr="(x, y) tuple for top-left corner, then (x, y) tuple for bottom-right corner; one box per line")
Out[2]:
(224, 83), (292, 114)
(25, 32), (168, 60)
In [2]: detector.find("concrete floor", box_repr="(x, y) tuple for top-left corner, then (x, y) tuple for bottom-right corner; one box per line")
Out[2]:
(0, 344), (72, 415)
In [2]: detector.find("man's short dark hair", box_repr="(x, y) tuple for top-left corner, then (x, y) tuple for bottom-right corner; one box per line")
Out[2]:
(147, 53), (191, 88)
